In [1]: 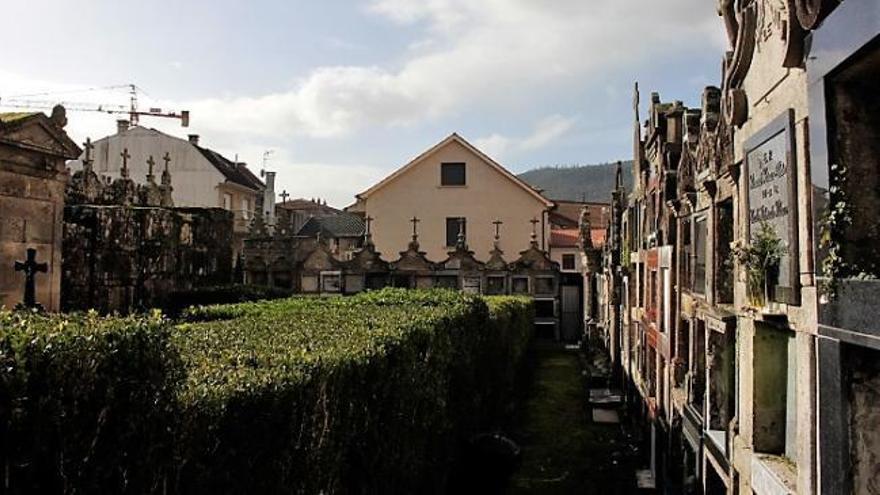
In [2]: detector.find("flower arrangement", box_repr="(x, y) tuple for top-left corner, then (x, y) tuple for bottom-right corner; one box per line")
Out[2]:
(731, 221), (786, 307)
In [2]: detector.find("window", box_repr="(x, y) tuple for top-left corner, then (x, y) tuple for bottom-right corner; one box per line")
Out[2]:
(562, 253), (576, 271)
(693, 215), (707, 295)
(241, 198), (250, 220)
(440, 162), (466, 186)
(446, 217), (466, 246)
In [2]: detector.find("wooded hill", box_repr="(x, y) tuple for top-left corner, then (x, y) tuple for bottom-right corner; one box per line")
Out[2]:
(518, 161), (634, 203)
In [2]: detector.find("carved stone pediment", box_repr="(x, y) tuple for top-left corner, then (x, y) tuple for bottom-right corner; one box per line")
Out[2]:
(392, 246), (434, 273)
(440, 245), (484, 272)
(511, 244), (557, 272)
(302, 243), (342, 272)
(347, 243), (389, 273)
(485, 247), (509, 271)
(0, 109), (81, 165)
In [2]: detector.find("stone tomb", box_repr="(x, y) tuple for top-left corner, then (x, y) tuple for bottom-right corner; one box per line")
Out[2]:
(0, 107), (80, 311)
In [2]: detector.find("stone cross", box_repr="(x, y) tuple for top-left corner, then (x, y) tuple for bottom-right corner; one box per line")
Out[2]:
(146, 155), (156, 180)
(280, 190), (290, 203)
(120, 148), (131, 179)
(14, 248), (47, 309)
(161, 152), (172, 186)
(456, 218), (466, 248)
(492, 219), (503, 240)
(410, 216), (420, 240)
(82, 138), (94, 172)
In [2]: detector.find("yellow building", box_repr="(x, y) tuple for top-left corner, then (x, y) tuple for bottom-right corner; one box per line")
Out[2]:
(349, 133), (555, 262)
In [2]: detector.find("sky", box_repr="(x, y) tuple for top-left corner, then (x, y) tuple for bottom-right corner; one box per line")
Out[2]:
(0, 0), (728, 207)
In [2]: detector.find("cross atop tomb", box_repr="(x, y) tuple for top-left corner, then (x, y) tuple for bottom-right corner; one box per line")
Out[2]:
(456, 218), (466, 249)
(120, 148), (131, 178)
(279, 190), (290, 203)
(161, 152), (172, 186)
(410, 216), (420, 240)
(492, 219), (503, 240)
(82, 138), (94, 172)
(146, 155), (156, 180)
(529, 217), (540, 245)
(14, 248), (48, 309)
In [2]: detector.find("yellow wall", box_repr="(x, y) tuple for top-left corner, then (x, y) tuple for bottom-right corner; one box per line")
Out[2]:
(361, 138), (551, 262)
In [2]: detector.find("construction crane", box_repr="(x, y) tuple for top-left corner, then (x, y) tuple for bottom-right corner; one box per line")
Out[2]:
(0, 84), (189, 128)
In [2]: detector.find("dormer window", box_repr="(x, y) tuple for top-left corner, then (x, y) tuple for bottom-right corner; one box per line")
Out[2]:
(441, 162), (466, 186)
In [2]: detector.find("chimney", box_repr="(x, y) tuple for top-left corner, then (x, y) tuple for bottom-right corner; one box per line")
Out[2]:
(117, 119), (130, 134)
(188, 134), (199, 145)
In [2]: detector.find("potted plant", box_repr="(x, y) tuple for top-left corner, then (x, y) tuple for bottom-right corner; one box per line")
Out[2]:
(731, 222), (786, 307)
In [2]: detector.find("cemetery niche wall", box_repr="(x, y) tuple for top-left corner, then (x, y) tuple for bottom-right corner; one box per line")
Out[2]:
(242, 216), (565, 338)
(62, 146), (234, 314)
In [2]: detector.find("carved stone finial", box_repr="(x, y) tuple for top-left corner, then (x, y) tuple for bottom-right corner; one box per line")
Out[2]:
(160, 152), (173, 207)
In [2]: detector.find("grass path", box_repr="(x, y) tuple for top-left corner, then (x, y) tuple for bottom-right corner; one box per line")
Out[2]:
(509, 345), (639, 494)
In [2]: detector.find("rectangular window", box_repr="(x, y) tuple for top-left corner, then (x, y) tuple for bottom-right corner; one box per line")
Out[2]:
(440, 162), (466, 186)
(693, 215), (707, 295)
(562, 253), (576, 271)
(241, 198), (250, 220)
(446, 217), (466, 246)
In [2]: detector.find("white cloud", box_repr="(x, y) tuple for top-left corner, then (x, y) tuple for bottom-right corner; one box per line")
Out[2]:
(475, 114), (576, 160)
(178, 1), (722, 139)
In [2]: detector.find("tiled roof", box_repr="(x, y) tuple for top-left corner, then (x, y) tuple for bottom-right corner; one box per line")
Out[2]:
(297, 213), (365, 238)
(277, 198), (341, 214)
(194, 145), (264, 191)
(550, 227), (607, 248)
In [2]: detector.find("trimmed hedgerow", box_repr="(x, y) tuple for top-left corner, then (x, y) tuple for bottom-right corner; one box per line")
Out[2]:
(0, 310), (182, 494)
(166, 284), (295, 317)
(170, 289), (533, 493)
(1, 289), (532, 494)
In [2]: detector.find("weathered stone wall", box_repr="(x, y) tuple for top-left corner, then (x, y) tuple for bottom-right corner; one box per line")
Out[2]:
(62, 205), (233, 313)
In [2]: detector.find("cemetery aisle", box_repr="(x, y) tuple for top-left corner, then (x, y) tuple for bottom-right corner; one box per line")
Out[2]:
(510, 345), (639, 494)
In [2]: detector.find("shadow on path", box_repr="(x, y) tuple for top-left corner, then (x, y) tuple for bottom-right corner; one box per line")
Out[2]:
(508, 343), (640, 494)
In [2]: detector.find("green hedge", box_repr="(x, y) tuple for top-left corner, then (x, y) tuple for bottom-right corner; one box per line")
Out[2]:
(166, 284), (295, 317)
(0, 310), (181, 494)
(0, 289), (532, 494)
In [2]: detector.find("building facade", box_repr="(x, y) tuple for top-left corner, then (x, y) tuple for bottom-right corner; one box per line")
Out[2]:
(348, 133), (555, 262)
(595, 1), (880, 494)
(69, 123), (264, 254)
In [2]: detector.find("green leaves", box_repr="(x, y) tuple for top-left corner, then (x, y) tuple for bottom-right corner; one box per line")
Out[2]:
(1, 289), (534, 494)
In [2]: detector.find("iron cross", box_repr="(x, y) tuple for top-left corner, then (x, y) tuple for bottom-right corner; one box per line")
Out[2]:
(280, 190), (290, 203)
(410, 216), (420, 237)
(14, 248), (48, 309)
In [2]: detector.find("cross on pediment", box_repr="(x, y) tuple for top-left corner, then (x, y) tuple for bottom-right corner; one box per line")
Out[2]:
(82, 138), (94, 169)
(492, 219), (503, 240)
(120, 148), (131, 178)
(365, 215), (374, 235)
(410, 216), (420, 239)
(146, 155), (156, 178)
(162, 152), (171, 172)
(14, 248), (48, 309)
(529, 217), (540, 244)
